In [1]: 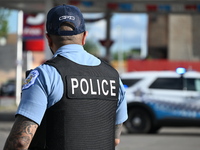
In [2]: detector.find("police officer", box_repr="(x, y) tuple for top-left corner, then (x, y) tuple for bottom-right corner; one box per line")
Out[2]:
(3, 4), (127, 150)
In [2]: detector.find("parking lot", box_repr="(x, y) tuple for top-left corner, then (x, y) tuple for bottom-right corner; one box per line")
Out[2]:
(1, 97), (200, 150)
(117, 127), (200, 150)
(1, 120), (200, 150)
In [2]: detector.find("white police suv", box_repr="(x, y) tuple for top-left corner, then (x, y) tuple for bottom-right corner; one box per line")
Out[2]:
(121, 68), (200, 133)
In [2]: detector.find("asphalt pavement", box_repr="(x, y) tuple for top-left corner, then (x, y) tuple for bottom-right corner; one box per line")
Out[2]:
(0, 97), (17, 149)
(0, 111), (15, 149)
(1, 97), (200, 150)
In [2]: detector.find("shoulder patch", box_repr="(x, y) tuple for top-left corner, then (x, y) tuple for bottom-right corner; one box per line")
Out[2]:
(22, 70), (39, 90)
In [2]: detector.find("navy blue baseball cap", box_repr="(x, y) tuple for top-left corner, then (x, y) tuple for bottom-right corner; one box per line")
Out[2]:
(46, 4), (85, 36)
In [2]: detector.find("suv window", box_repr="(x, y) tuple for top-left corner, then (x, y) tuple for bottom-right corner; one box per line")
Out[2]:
(186, 78), (200, 91)
(122, 79), (141, 88)
(149, 78), (182, 90)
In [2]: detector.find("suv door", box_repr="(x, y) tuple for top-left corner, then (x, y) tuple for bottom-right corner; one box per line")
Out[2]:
(183, 78), (200, 109)
(145, 77), (200, 120)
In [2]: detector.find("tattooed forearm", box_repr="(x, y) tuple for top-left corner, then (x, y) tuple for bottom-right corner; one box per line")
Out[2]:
(3, 115), (38, 150)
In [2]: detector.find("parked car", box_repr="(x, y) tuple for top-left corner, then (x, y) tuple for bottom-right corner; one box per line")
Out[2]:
(121, 68), (200, 133)
(0, 79), (15, 96)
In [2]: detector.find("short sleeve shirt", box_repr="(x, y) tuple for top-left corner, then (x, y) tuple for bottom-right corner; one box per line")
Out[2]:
(16, 44), (128, 125)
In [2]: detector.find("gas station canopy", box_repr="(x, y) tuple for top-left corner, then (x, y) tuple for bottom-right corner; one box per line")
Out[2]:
(0, 0), (200, 13)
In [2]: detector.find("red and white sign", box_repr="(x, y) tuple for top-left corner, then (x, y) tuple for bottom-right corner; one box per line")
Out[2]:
(23, 13), (45, 51)
(99, 39), (114, 48)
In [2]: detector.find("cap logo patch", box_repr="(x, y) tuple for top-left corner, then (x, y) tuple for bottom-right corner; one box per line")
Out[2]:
(22, 70), (39, 90)
(46, 5), (85, 35)
(59, 15), (75, 21)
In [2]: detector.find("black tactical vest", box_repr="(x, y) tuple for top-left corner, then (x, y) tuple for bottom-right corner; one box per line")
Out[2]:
(29, 55), (119, 150)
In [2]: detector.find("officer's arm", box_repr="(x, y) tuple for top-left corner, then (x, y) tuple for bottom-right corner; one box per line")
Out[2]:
(115, 123), (123, 146)
(3, 114), (38, 150)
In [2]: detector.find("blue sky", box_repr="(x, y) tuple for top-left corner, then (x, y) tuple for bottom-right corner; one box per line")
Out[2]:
(8, 9), (18, 33)
(8, 10), (148, 56)
(84, 13), (148, 55)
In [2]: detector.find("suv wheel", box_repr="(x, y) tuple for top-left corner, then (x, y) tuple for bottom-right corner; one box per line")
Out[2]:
(124, 108), (151, 133)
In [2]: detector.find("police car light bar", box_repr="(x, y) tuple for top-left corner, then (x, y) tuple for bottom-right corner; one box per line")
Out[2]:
(176, 67), (186, 75)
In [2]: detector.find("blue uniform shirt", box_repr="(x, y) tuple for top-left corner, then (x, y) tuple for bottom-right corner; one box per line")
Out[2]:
(17, 44), (128, 125)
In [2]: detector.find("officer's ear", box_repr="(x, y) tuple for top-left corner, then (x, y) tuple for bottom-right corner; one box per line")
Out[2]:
(82, 31), (88, 45)
(45, 33), (53, 47)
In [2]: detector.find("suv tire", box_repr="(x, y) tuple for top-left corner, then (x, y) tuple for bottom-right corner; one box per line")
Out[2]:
(125, 108), (151, 133)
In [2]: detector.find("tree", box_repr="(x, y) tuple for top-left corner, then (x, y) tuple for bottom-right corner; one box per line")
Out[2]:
(112, 48), (141, 60)
(0, 8), (10, 38)
(84, 40), (100, 56)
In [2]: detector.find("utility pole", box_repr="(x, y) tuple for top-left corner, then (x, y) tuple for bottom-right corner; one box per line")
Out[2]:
(15, 10), (23, 106)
